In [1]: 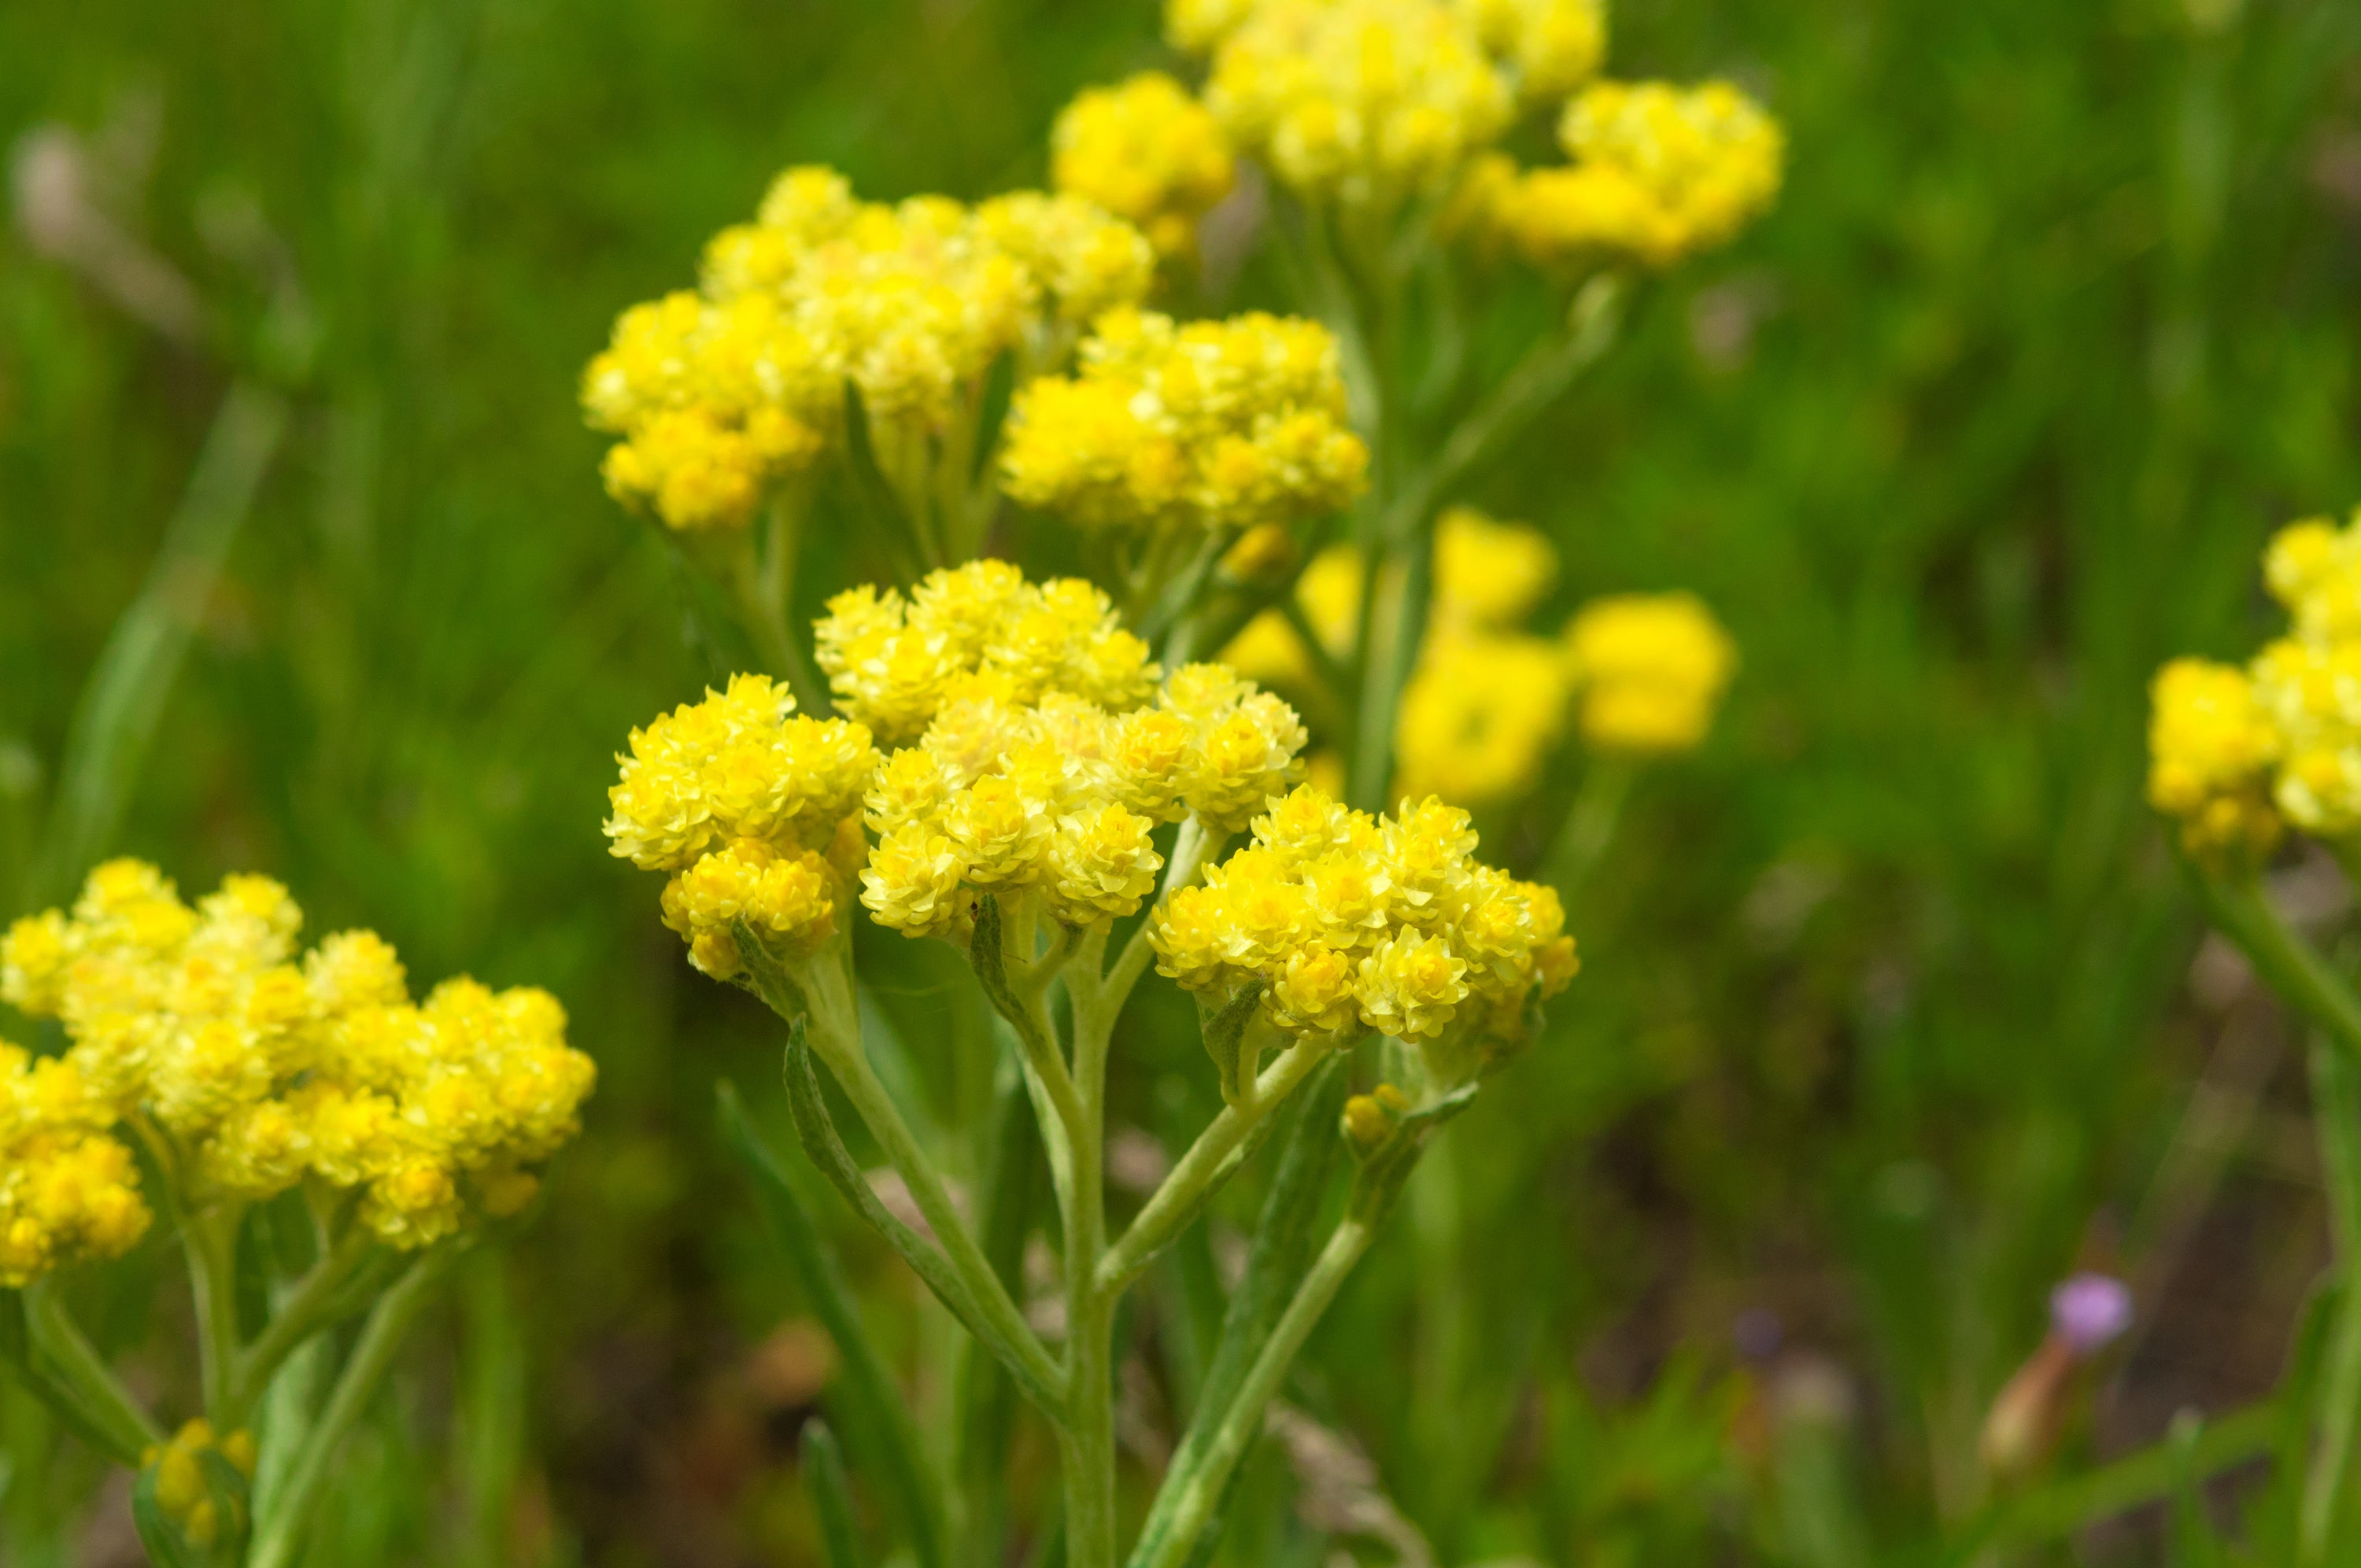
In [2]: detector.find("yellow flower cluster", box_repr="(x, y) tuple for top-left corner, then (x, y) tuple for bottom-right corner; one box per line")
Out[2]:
(1198, 0), (1514, 208)
(0, 1039), (146, 1288)
(1229, 510), (1731, 802)
(2152, 507), (2361, 849)
(831, 566), (1309, 938)
(1478, 79), (1784, 267)
(0, 862), (596, 1257)
(144, 1419), (255, 1548)
(584, 166), (1154, 533)
(1150, 786), (1576, 1044)
(999, 306), (1367, 537)
(2147, 659), (2283, 858)
(1052, 72), (1237, 257)
(1565, 592), (1738, 754)
(604, 673), (878, 979)
(814, 560), (1160, 743)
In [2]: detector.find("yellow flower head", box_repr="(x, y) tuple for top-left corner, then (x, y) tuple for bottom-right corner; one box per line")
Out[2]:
(1565, 591), (1737, 753)
(660, 839), (840, 980)
(605, 673), (878, 871)
(1053, 73), (1237, 257)
(586, 167), (1155, 533)
(1204, 0), (1514, 210)
(2245, 640), (2359, 839)
(815, 563), (1157, 744)
(1498, 79), (1783, 268)
(1000, 307), (1367, 538)
(1456, 0), (1608, 104)
(1, 863), (594, 1259)
(2265, 508), (2361, 647)
(1149, 785), (1569, 1043)
(2149, 655), (2282, 856)
(1395, 633), (1572, 805)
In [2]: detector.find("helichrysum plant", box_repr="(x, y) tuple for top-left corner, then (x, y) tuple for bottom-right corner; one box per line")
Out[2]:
(0, 860), (594, 1567)
(580, 0), (1779, 1561)
(608, 564), (1573, 1566)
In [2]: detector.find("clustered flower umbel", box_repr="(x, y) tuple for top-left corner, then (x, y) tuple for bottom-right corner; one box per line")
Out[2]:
(582, 166), (1155, 533)
(998, 306), (1369, 539)
(1150, 786), (1578, 1046)
(0, 862), (595, 1280)
(1224, 507), (1737, 805)
(1051, 72), (1237, 258)
(1461, 79), (1785, 269)
(2149, 506), (2361, 859)
(1172, 0), (1606, 212)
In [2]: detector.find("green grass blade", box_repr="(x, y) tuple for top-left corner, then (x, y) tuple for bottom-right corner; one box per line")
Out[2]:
(804, 1419), (866, 1568)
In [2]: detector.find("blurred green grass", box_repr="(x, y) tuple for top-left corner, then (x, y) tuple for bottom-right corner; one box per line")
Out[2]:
(6, 0), (2361, 1562)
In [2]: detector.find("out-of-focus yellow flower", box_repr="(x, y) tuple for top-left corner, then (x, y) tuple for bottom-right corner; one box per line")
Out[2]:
(1564, 592), (1737, 753)
(1000, 307), (1366, 540)
(1455, 0), (1608, 103)
(0, 863), (595, 1259)
(2149, 656), (2284, 857)
(1432, 504), (1557, 629)
(1203, 0), (1513, 211)
(1149, 787), (1573, 1044)
(1395, 633), (1571, 803)
(1053, 73), (1236, 257)
(585, 167), (1155, 534)
(2265, 508), (2361, 647)
(1489, 79), (1783, 268)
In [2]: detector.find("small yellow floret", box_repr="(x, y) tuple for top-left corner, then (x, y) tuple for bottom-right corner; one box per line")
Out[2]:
(1053, 73), (1236, 257)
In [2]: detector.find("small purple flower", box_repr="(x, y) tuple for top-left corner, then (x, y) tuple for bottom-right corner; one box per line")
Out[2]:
(2049, 1272), (2133, 1359)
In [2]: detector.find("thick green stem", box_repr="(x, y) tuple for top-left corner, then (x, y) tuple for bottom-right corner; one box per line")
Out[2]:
(2304, 1041), (2361, 1565)
(1098, 1039), (1329, 1293)
(804, 978), (1068, 1404)
(186, 1204), (244, 1423)
(248, 1248), (452, 1568)
(22, 1283), (163, 1458)
(1139, 1217), (1375, 1568)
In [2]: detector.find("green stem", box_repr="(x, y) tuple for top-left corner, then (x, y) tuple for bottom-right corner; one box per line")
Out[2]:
(804, 980), (1067, 1404)
(2189, 866), (2361, 1061)
(1063, 991), (1118, 1568)
(733, 500), (825, 712)
(248, 1248), (452, 1568)
(229, 1225), (378, 1428)
(1138, 1216), (1375, 1568)
(2303, 1041), (2361, 1565)
(186, 1205), (243, 1423)
(23, 1283), (163, 1457)
(1098, 1039), (1329, 1293)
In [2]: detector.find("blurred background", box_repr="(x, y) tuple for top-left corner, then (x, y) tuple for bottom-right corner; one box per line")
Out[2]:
(6, 0), (2361, 1562)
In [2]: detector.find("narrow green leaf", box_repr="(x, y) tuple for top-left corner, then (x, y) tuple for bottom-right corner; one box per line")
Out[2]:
(1132, 1057), (1347, 1567)
(718, 1083), (948, 1568)
(954, 1067), (1036, 1564)
(779, 1021), (1066, 1416)
(966, 895), (1041, 1056)
(804, 1419), (866, 1568)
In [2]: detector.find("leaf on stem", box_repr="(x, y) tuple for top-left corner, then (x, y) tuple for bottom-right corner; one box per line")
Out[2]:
(730, 917), (812, 1022)
(778, 1024), (1067, 1418)
(1347, 1083), (1477, 1226)
(1132, 1057), (1349, 1567)
(1198, 984), (1267, 1109)
(718, 1083), (950, 1568)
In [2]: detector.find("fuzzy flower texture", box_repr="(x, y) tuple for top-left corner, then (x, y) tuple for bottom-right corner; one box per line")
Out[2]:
(999, 306), (1368, 539)
(0, 862), (595, 1282)
(606, 563), (1567, 1055)
(1052, 72), (1237, 258)
(582, 167), (1155, 533)
(2149, 507), (2361, 858)
(1176, 0), (1607, 210)
(1225, 507), (1736, 806)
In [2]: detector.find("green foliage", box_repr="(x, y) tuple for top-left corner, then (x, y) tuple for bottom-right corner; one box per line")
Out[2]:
(7, 0), (2361, 1562)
